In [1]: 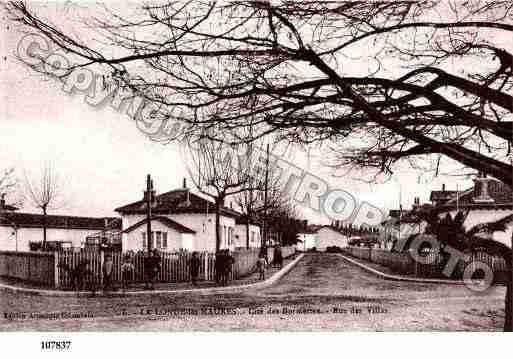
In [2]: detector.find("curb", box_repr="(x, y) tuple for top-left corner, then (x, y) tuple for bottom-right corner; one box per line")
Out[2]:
(0, 254), (304, 297)
(338, 253), (465, 285)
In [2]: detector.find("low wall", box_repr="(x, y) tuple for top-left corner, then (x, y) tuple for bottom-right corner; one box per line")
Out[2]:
(0, 251), (55, 286)
(343, 246), (508, 280)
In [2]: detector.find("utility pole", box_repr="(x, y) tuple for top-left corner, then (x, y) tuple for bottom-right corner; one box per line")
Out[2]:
(262, 143), (270, 249)
(144, 174), (154, 252)
(509, 155), (513, 331)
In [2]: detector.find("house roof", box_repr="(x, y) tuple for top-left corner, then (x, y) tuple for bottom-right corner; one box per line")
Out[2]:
(0, 204), (18, 211)
(429, 190), (459, 203)
(436, 178), (513, 212)
(115, 188), (241, 218)
(122, 216), (195, 234)
(0, 212), (121, 230)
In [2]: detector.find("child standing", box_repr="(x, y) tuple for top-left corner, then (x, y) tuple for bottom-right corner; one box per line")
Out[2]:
(121, 255), (134, 291)
(256, 254), (267, 280)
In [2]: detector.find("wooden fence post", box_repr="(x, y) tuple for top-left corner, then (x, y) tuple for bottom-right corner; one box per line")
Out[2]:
(54, 251), (59, 289)
(204, 253), (208, 281)
(100, 250), (105, 289)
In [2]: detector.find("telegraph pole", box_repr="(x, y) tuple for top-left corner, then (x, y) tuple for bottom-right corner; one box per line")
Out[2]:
(262, 143), (270, 249)
(144, 174), (154, 252)
(509, 155), (513, 331)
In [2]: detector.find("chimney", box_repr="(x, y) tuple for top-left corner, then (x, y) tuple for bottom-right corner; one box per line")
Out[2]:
(183, 178), (187, 188)
(473, 172), (494, 203)
(150, 179), (157, 205)
(0, 194), (5, 210)
(442, 184), (446, 192)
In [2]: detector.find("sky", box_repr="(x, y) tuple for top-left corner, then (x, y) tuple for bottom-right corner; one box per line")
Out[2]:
(0, 2), (477, 223)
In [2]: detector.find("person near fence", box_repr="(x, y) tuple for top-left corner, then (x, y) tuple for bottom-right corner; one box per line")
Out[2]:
(121, 255), (134, 291)
(221, 249), (234, 286)
(83, 261), (97, 296)
(144, 249), (161, 290)
(215, 250), (224, 284)
(189, 252), (201, 286)
(273, 244), (283, 269)
(143, 251), (154, 290)
(256, 253), (268, 280)
(102, 253), (114, 292)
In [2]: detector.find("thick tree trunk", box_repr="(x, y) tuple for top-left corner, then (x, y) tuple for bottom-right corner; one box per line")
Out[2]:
(505, 282), (513, 331)
(246, 217), (250, 249)
(505, 244), (513, 331)
(215, 197), (224, 252)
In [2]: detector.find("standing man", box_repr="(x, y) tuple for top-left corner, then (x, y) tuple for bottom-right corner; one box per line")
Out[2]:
(189, 252), (201, 286)
(274, 244), (283, 269)
(222, 249), (235, 286)
(215, 250), (224, 284)
(102, 253), (114, 292)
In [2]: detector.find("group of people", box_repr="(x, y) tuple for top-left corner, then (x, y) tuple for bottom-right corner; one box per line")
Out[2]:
(214, 249), (235, 286)
(60, 245), (285, 293)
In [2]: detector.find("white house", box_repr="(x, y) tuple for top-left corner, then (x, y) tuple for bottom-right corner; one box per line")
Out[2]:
(234, 217), (261, 249)
(379, 176), (513, 251)
(315, 226), (350, 251)
(434, 175), (513, 248)
(296, 229), (317, 251)
(296, 225), (349, 251)
(115, 181), (241, 252)
(0, 199), (121, 251)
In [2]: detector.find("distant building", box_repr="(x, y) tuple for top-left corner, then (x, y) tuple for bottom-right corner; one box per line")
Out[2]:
(296, 224), (349, 251)
(0, 198), (120, 251)
(380, 175), (513, 250)
(433, 174), (513, 248)
(296, 226), (317, 251)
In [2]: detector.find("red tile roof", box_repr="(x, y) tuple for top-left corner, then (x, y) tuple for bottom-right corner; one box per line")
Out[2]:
(122, 216), (195, 234)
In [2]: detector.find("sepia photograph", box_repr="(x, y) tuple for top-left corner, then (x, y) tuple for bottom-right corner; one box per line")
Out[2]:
(0, 1), (513, 348)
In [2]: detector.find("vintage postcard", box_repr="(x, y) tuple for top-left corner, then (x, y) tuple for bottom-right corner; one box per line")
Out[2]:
(0, 1), (512, 346)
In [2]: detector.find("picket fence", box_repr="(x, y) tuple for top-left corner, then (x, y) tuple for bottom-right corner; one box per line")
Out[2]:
(55, 246), (295, 289)
(343, 246), (508, 280)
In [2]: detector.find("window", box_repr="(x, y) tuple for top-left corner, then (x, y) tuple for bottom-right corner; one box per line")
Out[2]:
(251, 232), (255, 243)
(142, 232), (147, 248)
(156, 232), (162, 249)
(228, 228), (233, 245)
(162, 232), (168, 248)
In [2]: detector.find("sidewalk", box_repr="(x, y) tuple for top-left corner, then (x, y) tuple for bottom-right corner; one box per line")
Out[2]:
(0, 254), (304, 296)
(338, 253), (466, 285)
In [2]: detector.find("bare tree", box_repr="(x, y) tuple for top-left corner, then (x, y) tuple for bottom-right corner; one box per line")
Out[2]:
(0, 167), (23, 209)
(234, 141), (293, 248)
(6, 0), (513, 329)
(6, 1), (513, 183)
(24, 163), (64, 250)
(185, 135), (257, 252)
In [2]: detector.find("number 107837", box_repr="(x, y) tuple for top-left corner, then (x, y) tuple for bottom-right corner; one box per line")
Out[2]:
(41, 341), (71, 350)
